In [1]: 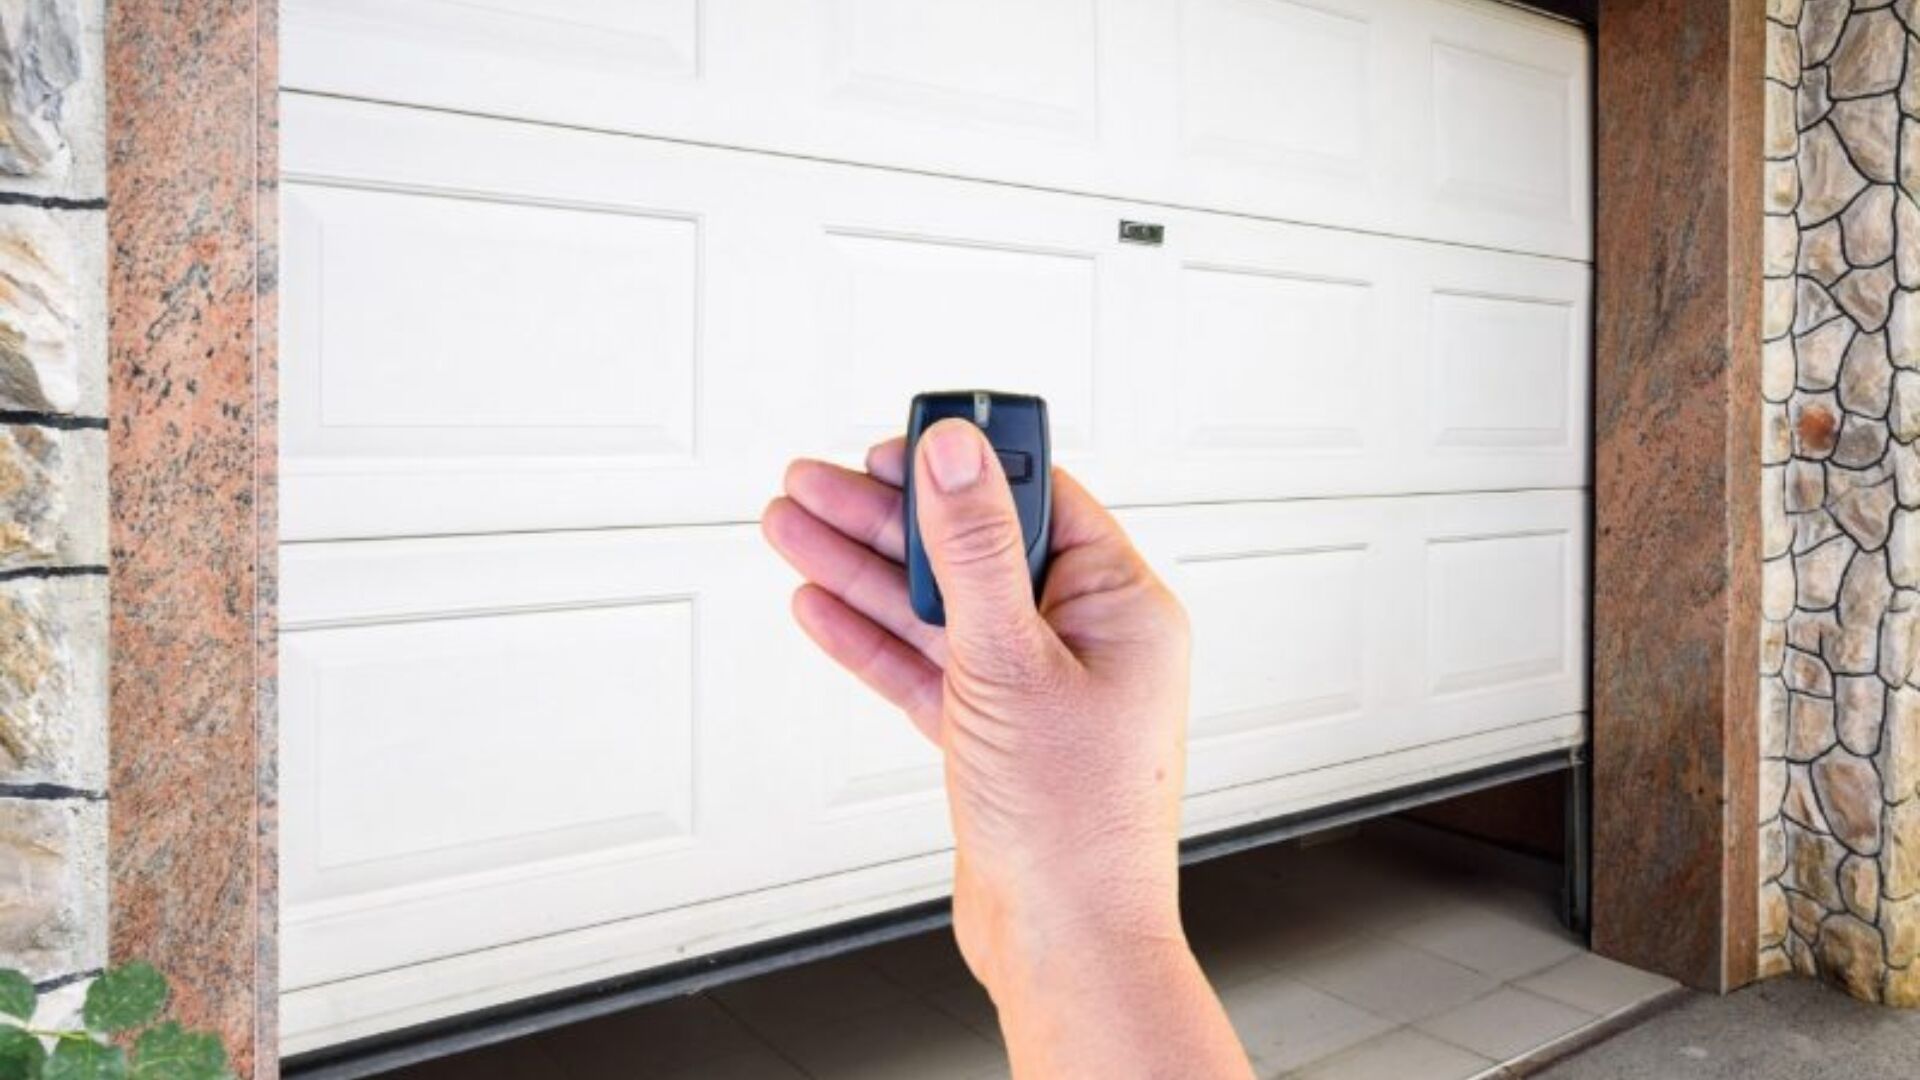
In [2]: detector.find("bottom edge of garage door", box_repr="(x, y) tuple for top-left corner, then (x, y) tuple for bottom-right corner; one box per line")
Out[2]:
(279, 714), (1585, 1056)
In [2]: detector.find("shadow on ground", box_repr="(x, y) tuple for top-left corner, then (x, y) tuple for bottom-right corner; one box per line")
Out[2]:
(1541, 977), (1920, 1078)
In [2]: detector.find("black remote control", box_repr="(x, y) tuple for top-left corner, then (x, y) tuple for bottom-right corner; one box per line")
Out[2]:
(904, 391), (1051, 626)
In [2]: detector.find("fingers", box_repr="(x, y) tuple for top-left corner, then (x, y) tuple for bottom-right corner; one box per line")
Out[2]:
(791, 584), (944, 744)
(912, 420), (1058, 677)
(783, 457), (906, 563)
(762, 496), (947, 664)
(866, 437), (907, 487)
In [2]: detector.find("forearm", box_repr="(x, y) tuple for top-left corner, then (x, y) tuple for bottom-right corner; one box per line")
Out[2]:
(992, 927), (1254, 1080)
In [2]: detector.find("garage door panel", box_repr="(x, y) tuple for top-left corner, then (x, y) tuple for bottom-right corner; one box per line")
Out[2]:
(1126, 491), (1586, 796)
(283, 604), (696, 902)
(280, 528), (811, 988)
(1177, 0), (1375, 172)
(282, 183), (699, 461)
(817, 227), (1101, 454)
(826, 0), (1100, 135)
(283, 0), (1589, 259)
(283, 95), (1584, 540)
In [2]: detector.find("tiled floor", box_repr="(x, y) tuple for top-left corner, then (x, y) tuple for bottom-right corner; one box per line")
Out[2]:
(387, 823), (1678, 1080)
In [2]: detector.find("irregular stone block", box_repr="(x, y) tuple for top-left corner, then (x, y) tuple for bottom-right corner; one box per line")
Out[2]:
(1762, 757), (1790, 821)
(1769, 81), (1800, 159)
(0, 797), (105, 981)
(1791, 693), (1841, 763)
(1802, 122), (1870, 225)
(1759, 946), (1794, 980)
(1765, 553), (1798, 623)
(1834, 99), (1900, 186)
(1881, 683), (1920, 802)
(1813, 748), (1885, 853)
(1840, 329), (1893, 416)
(0, 574), (104, 788)
(1769, 158), (1802, 216)
(1888, 964), (1920, 1007)
(1766, 279), (1797, 347)
(1763, 818), (1790, 878)
(1836, 675), (1885, 755)
(1766, 402), (1796, 464)
(0, 205), (103, 415)
(1799, 317), (1854, 389)
(1786, 759), (1834, 826)
(0, 0), (79, 177)
(1788, 647), (1836, 695)
(1891, 509), (1920, 586)
(1832, 472), (1895, 545)
(1764, 618), (1789, 676)
(1837, 260), (1898, 331)
(1895, 371), (1920, 441)
(1790, 890), (1828, 942)
(1892, 442), (1920, 505)
(0, 0), (103, 199)
(1886, 799), (1920, 898)
(1792, 605), (1835, 654)
(1795, 508), (1845, 554)
(1761, 882), (1791, 949)
(1793, 392), (1843, 458)
(1766, 213), (1800, 278)
(1886, 893), (1920, 966)
(1789, 925), (1819, 975)
(1769, 18), (1803, 86)
(1802, 219), (1847, 286)
(1802, 0), (1852, 66)
(1906, 115), (1920, 205)
(1765, 464), (1792, 559)
(1797, 277), (1844, 335)
(1789, 458), (1827, 515)
(1833, 10), (1907, 95)
(1881, 591), (1920, 684)
(1841, 853), (1882, 923)
(0, 423), (103, 570)
(1796, 534), (1856, 609)
(1901, 192), (1920, 289)
(1890, 288), (1920, 367)
(1817, 912), (1886, 1001)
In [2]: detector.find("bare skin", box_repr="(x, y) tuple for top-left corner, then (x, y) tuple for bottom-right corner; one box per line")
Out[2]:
(762, 419), (1254, 1080)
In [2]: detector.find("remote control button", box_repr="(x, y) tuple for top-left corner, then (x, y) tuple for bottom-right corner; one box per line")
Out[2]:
(996, 450), (1032, 483)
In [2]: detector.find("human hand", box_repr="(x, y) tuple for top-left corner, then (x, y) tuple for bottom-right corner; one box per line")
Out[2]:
(765, 420), (1248, 1079)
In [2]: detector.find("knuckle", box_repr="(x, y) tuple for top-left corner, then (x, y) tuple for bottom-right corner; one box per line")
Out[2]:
(937, 514), (1024, 569)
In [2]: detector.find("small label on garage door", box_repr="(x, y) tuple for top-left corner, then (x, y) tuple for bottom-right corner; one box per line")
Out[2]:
(1118, 220), (1164, 245)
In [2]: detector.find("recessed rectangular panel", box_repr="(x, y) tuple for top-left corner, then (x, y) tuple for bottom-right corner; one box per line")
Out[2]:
(826, 230), (1095, 447)
(1429, 290), (1573, 449)
(288, 603), (694, 891)
(286, 184), (697, 458)
(288, 0), (700, 79)
(829, 0), (1097, 132)
(1178, 265), (1372, 449)
(826, 689), (944, 812)
(1179, 545), (1367, 738)
(1431, 41), (1573, 220)
(1426, 531), (1569, 696)
(1180, 0), (1370, 165)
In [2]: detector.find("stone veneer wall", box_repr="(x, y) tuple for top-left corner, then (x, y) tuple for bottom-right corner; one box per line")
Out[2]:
(0, 0), (108, 1026)
(1759, 0), (1920, 1005)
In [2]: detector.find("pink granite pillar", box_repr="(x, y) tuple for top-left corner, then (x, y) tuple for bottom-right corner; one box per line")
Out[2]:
(106, 1), (278, 1075)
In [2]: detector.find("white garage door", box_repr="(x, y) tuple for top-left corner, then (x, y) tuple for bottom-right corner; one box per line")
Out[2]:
(277, 0), (1591, 1052)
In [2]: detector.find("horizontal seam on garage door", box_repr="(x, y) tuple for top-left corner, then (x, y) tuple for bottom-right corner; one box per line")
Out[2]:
(281, 711), (1586, 993)
(278, 89), (1594, 269)
(278, 485), (1595, 547)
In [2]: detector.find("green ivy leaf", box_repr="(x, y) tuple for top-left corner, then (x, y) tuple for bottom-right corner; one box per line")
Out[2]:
(43, 1040), (124, 1080)
(82, 966), (166, 1035)
(0, 973), (34, 1023)
(0, 1027), (47, 1080)
(130, 1023), (227, 1080)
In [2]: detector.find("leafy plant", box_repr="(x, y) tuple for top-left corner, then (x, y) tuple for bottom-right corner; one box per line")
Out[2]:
(0, 964), (230, 1080)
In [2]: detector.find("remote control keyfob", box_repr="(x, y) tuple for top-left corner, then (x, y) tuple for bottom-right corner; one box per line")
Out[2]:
(904, 392), (1051, 627)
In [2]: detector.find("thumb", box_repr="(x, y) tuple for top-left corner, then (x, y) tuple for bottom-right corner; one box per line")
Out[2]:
(914, 419), (1052, 676)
